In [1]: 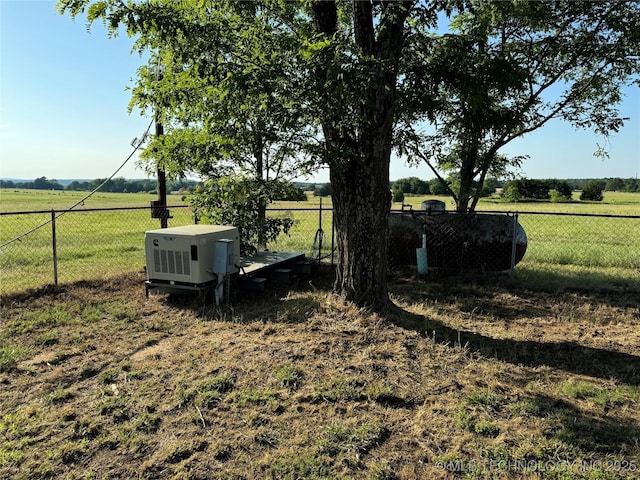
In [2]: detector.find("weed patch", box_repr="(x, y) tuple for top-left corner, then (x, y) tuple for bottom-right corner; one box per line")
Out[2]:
(319, 421), (389, 459)
(96, 394), (130, 423)
(262, 449), (332, 479)
(0, 344), (26, 372)
(274, 363), (304, 391)
(57, 439), (88, 465)
(45, 385), (75, 405)
(33, 330), (59, 347)
(558, 380), (600, 399)
(177, 373), (235, 408)
(312, 376), (367, 403)
(473, 420), (501, 437)
(465, 388), (503, 410)
(227, 388), (280, 407)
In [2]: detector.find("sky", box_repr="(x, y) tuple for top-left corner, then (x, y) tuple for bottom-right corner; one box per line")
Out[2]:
(1, 0), (639, 184)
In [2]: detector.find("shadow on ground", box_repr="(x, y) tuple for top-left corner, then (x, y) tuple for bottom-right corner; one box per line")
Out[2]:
(156, 265), (640, 386)
(386, 303), (640, 386)
(522, 393), (640, 454)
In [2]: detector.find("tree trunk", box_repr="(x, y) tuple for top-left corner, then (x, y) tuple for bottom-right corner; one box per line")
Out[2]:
(329, 128), (392, 309)
(456, 131), (480, 213)
(312, 0), (409, 309)
(457, 156), (475, 213)
(255, 135), (267, 250)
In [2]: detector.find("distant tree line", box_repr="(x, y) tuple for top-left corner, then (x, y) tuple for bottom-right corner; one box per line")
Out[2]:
(313, 176), (498, 200)
(0, 176), (197, 193)
(309, 176), (639, 203)
(502, 177), (639, 202)
(602, 177), (640, 193)
(313, 183), (333, 197)
(3, 176), (638, 201)
(0, 176), (308, 201)
(502, 179), (573, 202)
(0, 177), (65, 191)
(519, 177), (639, 193)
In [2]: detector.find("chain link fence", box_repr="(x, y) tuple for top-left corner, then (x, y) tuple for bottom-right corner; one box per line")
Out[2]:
(387, 208), (640, 291)
(511, 211), (640, 292)
(0, 204), (334, 295)
(1, 205), (638, 296)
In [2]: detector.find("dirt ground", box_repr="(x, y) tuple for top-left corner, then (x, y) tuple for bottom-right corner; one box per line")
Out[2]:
(1, 267), (639, 479)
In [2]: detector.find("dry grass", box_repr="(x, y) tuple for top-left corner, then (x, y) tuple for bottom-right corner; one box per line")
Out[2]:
(1, 267), (639, 479)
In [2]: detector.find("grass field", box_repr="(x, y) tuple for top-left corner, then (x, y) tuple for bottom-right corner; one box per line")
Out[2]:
(390, 191), (640, 215)
(0, 189), (166, 212)
(1, 189), (639, 296)
(2, 188), (639, 213)
(1, 270), (638, 479)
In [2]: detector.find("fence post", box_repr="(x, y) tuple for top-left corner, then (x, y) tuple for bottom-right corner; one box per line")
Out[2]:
(331, 207), (335, 267)
(509, 213), (518, 278)
(317, 198), (323, 263)
(51, 210), (59, 285)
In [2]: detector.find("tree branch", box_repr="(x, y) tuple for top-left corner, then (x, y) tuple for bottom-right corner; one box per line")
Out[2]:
(354, 1), (376, 55)
(311, 0), (338, 36)
(410, 146), (458, 205)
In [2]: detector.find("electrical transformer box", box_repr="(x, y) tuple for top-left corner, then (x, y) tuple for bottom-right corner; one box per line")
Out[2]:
(145, 225), (240, 285)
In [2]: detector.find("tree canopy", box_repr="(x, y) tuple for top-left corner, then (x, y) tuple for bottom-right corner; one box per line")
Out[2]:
(392, 177), (430, 195)
(396, 0), (640, 212)
(60, 1), (322, 251)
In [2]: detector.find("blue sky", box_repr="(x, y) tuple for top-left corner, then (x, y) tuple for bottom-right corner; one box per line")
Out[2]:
(1, 0), (639, 183)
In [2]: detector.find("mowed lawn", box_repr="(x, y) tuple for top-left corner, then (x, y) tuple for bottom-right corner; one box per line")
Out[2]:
(0, 270), (639, 479)
(0, 190), (194, 293)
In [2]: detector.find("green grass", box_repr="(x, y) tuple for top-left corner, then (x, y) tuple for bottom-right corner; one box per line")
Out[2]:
(1, 189), (639, 295)
(0, 189), (164, 213)
(394, 191), (640, 291)
(394, 191), (640, 215)
(0, 190), (327, 294)
(0, 198), (195, 294)
(0, 344), (27, 373)
(319, 421), (389, 457)
(274, 363), (305, 391)
(312, 376), (368, 403)
(517, 213), (640, 270)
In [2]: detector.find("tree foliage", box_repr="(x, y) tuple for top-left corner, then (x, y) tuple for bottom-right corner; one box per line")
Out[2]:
(1, 177), (64, 191)
(502, 178), (605, 203)
(190, 176), (295, 255)
(580, 180), (604, 202)
(502, 179), (556, 202)
(604, 177), (639, 193)
(313, 183), (332, 198)
(60, 0), (319, 253)
(428, 177), (450, 196)
(396, 0), (640, 212)
(392, 177), (430, 195)
(550, 181), (573, 201)
(392, 189), (404, 203)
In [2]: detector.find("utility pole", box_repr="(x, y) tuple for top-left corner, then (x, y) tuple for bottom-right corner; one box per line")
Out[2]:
(151, 68), (170, 228)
